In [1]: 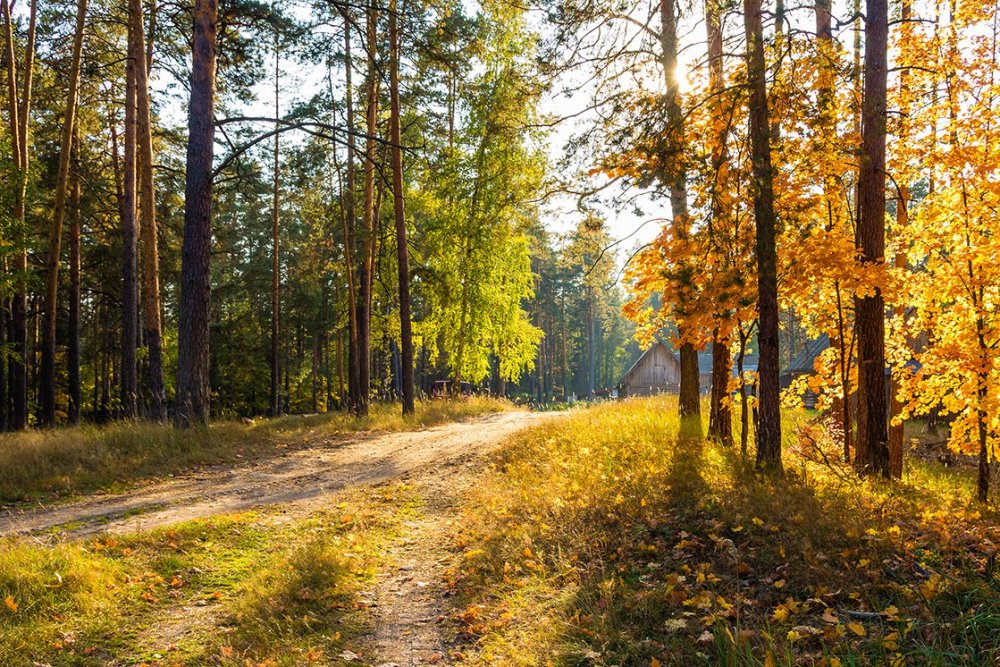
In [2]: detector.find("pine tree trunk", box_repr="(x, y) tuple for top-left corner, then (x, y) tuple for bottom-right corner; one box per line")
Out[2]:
(176, 0), (217, 427)
(1, 290), (7, 430)
(853, 0), (889, 477)
(68, 132), (82, 424)
(337, 325), (345, 407)
(39, 0), (87, 426)
(131, 0), (165, 421)
(322, 282), (333, 410)
(339, 9), (361, 414)
(311, 338), (319, 412)
(121, 16), (140, 420)
(357, 0), (378, 416)
(586, 297), (595, 395)
(388, 0), (414, 415)
(17, 0), (37, 428)
(92, 301), (99, 417)
(743, 0), (782, 470)
(270, 39), (282, 417)
(3, 0), (37, 430)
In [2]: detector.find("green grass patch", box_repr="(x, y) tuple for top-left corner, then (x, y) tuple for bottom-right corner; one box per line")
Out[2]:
(450, 397), (1000, 666)
(0, 483), (421, 666)
(0, 397), (509, 503)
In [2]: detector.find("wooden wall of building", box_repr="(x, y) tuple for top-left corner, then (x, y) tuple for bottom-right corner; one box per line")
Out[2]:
(620, 343), (681, 397)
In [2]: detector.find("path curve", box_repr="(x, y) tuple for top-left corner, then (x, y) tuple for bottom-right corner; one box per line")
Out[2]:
(0, 410), (551, 539)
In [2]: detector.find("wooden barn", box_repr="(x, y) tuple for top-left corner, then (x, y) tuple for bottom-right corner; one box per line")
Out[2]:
(619, 342), (681, 397)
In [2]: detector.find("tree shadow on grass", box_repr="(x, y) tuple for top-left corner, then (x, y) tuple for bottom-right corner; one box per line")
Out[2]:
(454, 400), (1000, 666)
(209, 534), (365, 665)
(537, 421), (978, 665)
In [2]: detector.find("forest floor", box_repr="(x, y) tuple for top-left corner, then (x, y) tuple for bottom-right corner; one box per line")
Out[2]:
(4, 398), (1000, 666)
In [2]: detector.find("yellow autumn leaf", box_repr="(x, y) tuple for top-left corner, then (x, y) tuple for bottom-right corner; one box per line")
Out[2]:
(4, 596), (17, 613)
(846, 621), (866, 637)
(651, 658), (662, 667)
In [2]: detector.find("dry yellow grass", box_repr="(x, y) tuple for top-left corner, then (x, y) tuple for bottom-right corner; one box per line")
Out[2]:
(0, 397), (510, 502)
(449, 397), (1000, 666)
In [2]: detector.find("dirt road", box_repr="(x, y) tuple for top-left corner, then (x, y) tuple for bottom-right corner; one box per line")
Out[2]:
(0, 410), (552, 540)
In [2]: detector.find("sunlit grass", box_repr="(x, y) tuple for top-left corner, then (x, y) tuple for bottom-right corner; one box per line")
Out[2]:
(0, 483), (420, 666)
(0, 397), (510, 502)
(451, 396), (1000, 666)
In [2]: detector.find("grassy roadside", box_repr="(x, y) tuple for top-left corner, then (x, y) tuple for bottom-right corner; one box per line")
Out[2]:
(0, 482), (421, 666)
(449, 397), (1000, 666)
(0, 397), (509, 503)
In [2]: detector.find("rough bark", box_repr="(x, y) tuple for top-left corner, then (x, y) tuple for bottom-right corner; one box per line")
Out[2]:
(388, 0), (414, 415)
(17, 0), (36, 427)
(175, 0), (217, 427)
(338, 10), (361, 414)
(2, 0), (36, 430)
(356, 0), (379, 416)
(39, 0), (87, 426)
(121, 16), (139, 420)
(1, 291), (6, 429)
(853, 0), (890, 477)
(743, 0), (782, 470)
(270, 40), (282, 417)
(131, 0), (165, 421)
(68, 131), (81, 424)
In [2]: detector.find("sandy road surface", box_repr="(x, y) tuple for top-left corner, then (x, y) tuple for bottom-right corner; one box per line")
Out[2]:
(0, 410), (552, 539)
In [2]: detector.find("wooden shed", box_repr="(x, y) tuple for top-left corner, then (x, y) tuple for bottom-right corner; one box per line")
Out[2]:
(619, 342), (681, 397)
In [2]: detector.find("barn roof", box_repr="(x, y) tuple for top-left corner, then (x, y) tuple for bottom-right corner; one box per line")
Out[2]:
(780, 332), (924, 381)
(783, 334), (831, 375)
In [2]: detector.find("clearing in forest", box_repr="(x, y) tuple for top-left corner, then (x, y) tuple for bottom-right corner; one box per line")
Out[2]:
(5, 398), (1000, 666)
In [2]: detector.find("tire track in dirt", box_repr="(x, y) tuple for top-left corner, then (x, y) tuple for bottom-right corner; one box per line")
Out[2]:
(0, 411), (553, 540)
